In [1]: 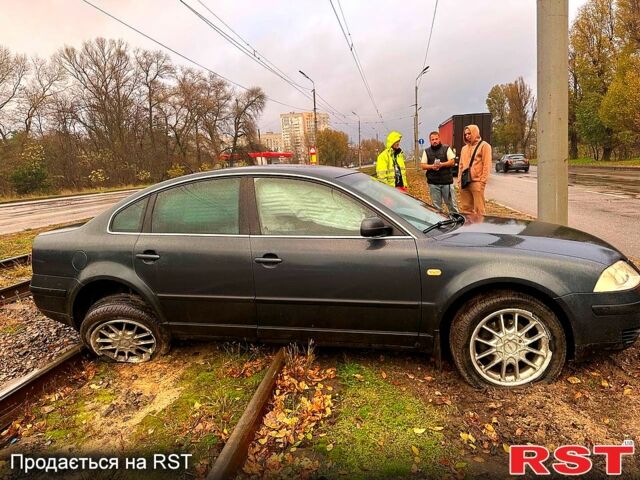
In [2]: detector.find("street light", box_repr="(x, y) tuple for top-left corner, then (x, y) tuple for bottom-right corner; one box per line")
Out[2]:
(414, 66), (430, 169)
(299, 70), (318, 164)
(352, 111), (361, 168)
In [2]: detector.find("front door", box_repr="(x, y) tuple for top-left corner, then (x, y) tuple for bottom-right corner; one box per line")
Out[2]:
(250, 176), (421, 347)
(134, 176), (256, 339)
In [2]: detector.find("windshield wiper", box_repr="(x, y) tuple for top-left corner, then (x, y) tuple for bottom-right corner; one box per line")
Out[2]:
(422, 213), (465, 234)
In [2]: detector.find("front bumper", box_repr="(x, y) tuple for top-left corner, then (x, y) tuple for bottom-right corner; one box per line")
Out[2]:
(556, 287), (640, 359)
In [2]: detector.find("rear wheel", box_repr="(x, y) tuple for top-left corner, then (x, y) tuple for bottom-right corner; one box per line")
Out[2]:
(449, 291), (566, 388)
(524, 167), (530, 173)
(495, 164), (500, 173)
(80, 294), (170, 363)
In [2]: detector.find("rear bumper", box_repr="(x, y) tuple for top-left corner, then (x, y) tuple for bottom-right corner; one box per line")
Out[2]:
(556, 288), (640, 359)
(30, 274), (79, 328)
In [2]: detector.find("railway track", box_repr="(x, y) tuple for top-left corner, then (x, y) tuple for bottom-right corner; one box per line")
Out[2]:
(0, 279), (31, 305)
(0, 254), (30, 270)
(0, 253), (31, 305)
(0, 346), (84, 431)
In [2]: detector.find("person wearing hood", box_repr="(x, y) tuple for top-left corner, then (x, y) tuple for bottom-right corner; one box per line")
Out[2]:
(456, 124), (492, 214)
(376, 131), (408, 191)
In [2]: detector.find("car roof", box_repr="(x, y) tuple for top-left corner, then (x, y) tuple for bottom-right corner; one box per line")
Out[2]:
(127, 165), (359, 200)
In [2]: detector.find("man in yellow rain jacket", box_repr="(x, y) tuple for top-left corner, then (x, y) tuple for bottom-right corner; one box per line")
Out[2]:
(376, 131), (408, 191)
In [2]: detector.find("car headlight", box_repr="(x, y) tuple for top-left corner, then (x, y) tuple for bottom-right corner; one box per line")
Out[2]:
(593, 260), (640, 292)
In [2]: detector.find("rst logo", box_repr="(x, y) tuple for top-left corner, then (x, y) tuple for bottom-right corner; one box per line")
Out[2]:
(509, 441), (635, 476)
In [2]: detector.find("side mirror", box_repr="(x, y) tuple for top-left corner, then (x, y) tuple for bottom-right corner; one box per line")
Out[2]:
(360, 217), (393, 238)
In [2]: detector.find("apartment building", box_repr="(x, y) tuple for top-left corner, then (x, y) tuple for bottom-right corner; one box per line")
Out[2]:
(280, 111), (330, 162)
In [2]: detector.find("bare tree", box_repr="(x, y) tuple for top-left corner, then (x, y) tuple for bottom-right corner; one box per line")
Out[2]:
(0, 46), (28, 141)
(19, 56), (66, 137)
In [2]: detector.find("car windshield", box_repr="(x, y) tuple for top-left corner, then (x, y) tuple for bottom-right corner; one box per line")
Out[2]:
(340, 172), (446, 232)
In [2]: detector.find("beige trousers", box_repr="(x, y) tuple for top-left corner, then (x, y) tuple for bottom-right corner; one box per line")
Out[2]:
(459, 181), (486, 215)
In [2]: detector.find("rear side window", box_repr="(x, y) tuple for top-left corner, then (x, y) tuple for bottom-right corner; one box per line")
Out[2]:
(151, 178), (240, 234)
(111, 197), (147, 233)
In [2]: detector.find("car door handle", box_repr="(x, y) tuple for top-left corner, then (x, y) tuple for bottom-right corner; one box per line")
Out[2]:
(136, 251), (160, 262)
(254, 255), (282, 265)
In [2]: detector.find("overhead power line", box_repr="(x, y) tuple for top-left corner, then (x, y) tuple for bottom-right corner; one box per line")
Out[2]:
(181, 0), (348, 120)
(80, 0), (310, 111)
(328, 0), (386, 127)
(418, 0), (439, 87)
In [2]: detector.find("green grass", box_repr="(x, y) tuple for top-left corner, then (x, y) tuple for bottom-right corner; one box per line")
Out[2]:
(312, 362), (456, 479)
(130, 351), (265, 474)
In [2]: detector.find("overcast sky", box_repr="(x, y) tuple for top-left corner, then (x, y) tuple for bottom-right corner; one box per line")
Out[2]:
(1, 0), (587, 146)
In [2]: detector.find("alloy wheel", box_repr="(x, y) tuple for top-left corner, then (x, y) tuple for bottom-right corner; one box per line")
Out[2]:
(90, 319), (157, 363)
(469, 308), (552, 386)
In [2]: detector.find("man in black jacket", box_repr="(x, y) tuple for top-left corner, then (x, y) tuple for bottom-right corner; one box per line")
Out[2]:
(421, 131), (458, 213)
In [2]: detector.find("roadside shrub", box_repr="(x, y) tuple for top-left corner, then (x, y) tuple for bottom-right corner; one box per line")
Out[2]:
(166, 163), (186, 178)
(10, 160), (49, 195)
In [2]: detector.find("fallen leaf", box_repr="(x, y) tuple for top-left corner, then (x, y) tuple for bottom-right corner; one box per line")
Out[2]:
(473, 456), (485, 463)
(326, 443), (334, 451)
(567, 376), (581, 384)
(603, 418), (610, 425)
(353, 374), (364, 381)
(503, 443), (510, 453)
(429, 426), (444, 431)
(413, 428), (426, 434)
(601, 380), (610, 388)
(411, 463), (419, 473)
(575, 391), (583, 399)
(381, 371), (387, 379)
(624, 388), (632, 396)
(193, 401), (201, 410)
(484, 424), (495, 433)
(411, 445), (420, 456)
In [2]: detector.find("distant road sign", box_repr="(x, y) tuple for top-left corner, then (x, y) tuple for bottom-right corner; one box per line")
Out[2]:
(418, 138), (425, 145)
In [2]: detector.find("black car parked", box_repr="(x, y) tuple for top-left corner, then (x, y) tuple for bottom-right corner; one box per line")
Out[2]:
(31, 166), (640, 388)
(496, 154), (530, 173)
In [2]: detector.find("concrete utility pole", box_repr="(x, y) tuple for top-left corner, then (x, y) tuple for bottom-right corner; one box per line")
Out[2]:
(414, 66), (429, 169)
(537, 0), (569, 225)
(352, 111), (361, 167)
(299, 70), (318, 164)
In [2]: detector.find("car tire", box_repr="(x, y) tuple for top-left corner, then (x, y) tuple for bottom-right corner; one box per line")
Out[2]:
(524, 167), (529, 173)
(80, 294), (170, 363)
(503, 165), (509, 173)
(495, 164), (500, 173)
(449, 290), (566, 388)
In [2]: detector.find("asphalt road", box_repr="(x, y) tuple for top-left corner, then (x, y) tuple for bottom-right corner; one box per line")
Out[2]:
(485, 166), (640, 259)
(0, 190), (138, 235)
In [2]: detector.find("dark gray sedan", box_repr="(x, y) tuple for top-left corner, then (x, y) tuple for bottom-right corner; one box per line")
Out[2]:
(31, 166), (640, 388)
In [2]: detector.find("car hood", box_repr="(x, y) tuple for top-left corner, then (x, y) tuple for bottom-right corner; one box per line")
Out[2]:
(435, 215), (623, 265)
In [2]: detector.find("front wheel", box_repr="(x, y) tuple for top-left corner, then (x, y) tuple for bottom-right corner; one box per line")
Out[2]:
(449, 291), (566, 388)
(503, 164), (509, 173)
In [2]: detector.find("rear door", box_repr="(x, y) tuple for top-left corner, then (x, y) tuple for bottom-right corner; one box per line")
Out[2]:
(134, 176), (256, 339)
(249, 176), (422, 347)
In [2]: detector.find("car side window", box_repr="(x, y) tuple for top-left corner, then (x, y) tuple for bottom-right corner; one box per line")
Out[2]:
(151, 178), (240, 234)
(254, 177), (374, 236)
(111, 197), (147, 233)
